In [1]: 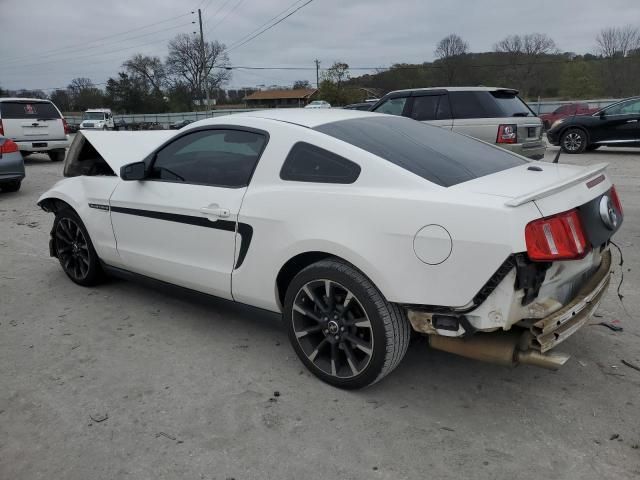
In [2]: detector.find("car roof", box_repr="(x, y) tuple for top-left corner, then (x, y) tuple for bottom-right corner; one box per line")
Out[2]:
(228, 108), (379, 128)
(385, 86), (517, 94)
(0, 97), (54, 102)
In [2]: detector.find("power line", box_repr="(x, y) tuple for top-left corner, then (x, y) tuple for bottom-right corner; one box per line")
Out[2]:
(3, 20), (195, 68)
(226, 0), (314, 52)
(1, 12), (194, 64)
(205, 0), (247, 36)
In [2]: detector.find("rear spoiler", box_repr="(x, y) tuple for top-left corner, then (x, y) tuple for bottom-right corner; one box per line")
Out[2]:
(505, 163), (609, 207)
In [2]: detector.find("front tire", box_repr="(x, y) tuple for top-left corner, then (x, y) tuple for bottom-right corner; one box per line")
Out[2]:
(53, 209), (105, 286)
(560, 128), (587, 154)
(284, 259), (410, 389)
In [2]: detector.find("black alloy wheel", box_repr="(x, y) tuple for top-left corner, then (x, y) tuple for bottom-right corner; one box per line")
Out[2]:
(53, 210), (104, 286)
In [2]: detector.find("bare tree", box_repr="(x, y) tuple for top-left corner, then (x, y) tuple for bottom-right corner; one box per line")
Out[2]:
(435, 34), (469, 59)
(596, 25), (640, 57)
(293, 80), (312, 89)
(434, 34), (469, 84)
(494, 33), (557, 55)
(166, 34), (230, 103)
(324, 62), (350, 88)
(122, 54), (166, 93)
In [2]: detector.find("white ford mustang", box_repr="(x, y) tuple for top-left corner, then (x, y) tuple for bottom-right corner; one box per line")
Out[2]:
(38, 109), (623, 389)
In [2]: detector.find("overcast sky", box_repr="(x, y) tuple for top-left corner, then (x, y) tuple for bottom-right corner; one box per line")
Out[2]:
(1, 0), (639, 92)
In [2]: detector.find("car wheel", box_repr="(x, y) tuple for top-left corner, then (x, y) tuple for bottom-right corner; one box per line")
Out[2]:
(586, 145), (600, 151)
(53, 209), (105, 286)
(560, 128), (587, 154)
(1, 180), (21, 192)
(284, 258), (410, 389)
(49, 149), (65, 162)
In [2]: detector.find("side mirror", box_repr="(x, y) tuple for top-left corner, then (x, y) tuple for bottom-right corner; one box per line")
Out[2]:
(120, 161), (147, 181)
(599, 111), (606, 119)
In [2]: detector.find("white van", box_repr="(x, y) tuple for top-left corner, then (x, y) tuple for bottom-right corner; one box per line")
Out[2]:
(80, 109), (115, 130)
(0, 98), (70, 161)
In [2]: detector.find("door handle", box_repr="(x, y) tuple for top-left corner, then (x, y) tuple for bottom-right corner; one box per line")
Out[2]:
(626, 119), (638, 123)
(200, 205), (230, 219)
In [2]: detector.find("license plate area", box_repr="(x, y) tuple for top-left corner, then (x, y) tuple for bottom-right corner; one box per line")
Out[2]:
(528, 127), (537, 138)
(32, 142), (48, 147)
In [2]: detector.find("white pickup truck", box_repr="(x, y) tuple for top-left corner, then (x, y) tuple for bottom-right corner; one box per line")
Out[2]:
(80, 109), (115, 131)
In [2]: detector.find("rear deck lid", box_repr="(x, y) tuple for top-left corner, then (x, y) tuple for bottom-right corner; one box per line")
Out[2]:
(0, 100), (65, 141)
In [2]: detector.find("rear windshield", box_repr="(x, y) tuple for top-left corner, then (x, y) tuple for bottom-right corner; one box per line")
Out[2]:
(314, 116), (527, 187)
(0, 101), (61, 120)
(449, 91), (534, 118)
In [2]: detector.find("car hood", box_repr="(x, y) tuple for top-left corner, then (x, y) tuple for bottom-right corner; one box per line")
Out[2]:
(76, 130), (176, 175)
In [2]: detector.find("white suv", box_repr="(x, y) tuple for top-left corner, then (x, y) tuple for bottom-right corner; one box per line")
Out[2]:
(0, 98), (70, 161)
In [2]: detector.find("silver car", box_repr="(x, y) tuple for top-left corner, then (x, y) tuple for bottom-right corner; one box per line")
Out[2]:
(0, 135), (25, 192)
(370, 86), (546, 160)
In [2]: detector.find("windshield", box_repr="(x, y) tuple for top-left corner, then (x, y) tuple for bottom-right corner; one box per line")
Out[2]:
(83, 112), (105, 120)
(315, 116), (527, 187)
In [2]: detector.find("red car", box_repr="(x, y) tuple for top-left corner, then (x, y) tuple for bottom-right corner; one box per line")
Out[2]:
(539, 103), (598, 130)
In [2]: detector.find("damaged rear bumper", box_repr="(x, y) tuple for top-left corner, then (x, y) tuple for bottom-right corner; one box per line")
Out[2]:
(524, 249), (611, 352)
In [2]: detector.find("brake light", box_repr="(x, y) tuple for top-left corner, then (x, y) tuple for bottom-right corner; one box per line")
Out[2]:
(610, 185), (623, 216)
(62, 118), (70, 135)
(0, 139), (19, 154)
(525, 209), (590, 261)
(497, 124), (517, 144)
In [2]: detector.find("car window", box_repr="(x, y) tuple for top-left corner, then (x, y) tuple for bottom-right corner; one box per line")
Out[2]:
(280, 142), (361, 184)
(314, 116), (527, 187)
(373, 97), (408, 116)
(0, 101), (61, 119)
(149, 129), (267, 188)
(606, 99), (640, 115)
(449, 91), (532, 119)
(411, 95), (451, 121)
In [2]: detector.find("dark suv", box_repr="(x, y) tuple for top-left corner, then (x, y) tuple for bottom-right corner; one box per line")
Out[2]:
(370, 87), (545, 159)
(547, 96), (640, 154)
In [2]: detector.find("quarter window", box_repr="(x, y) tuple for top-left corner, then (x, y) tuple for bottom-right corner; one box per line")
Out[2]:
(373, 97), (408, 116)
(280, 142), (361, 184)
(149, 129), (267, 187)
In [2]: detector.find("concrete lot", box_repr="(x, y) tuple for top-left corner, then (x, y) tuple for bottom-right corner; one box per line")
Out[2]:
(1, 146), (639, 479)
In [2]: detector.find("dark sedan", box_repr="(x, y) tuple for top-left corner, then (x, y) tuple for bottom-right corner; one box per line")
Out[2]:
(343, 102), (373, 111)
(0, 136), (25, 192)
(547, 96), (640, 153)
(170, 119), (194, 129)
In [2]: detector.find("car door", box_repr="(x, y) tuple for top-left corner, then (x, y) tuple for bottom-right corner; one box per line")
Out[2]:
(108, 127), (268, 299)
(592, 99), (640, 144)
(406, 91), (453, 129)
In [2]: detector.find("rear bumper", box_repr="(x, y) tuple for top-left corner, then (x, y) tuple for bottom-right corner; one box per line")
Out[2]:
(0, 153), (26, 182)
(16, 138), (70, 152)
(526, 249), (611, 352)
(501, 141), (546, 160)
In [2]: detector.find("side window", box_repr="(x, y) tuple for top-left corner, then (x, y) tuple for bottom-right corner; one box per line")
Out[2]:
(150, 129), (267, 187)
(373, 97), (408, 116)
(449, 91), (500, 119)
(410, 95), (439, 121)
(606, 99), (640, 115)
(280, 142), (361, 184)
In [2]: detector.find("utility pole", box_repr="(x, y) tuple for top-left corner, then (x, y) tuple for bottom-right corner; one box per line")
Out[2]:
(314, 59), (320, 89)
(198, 8), (210, 113)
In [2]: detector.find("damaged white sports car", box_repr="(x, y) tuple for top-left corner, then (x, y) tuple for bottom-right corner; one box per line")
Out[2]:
(38, 109), (623, 389)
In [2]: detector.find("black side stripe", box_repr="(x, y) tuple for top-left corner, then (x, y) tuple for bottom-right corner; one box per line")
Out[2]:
(109, 206), (252, 269)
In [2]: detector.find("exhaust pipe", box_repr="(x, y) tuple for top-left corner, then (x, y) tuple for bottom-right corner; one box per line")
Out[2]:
(429, 333), (570, 370)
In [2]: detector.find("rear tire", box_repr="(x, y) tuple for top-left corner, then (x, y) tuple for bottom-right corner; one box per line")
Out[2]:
(1, 180), (21, 192)
(560, 128), (587, 154)
(284, 258), (410, 389)
(52, 208), (105, 286)
(49, 149), (65, 162)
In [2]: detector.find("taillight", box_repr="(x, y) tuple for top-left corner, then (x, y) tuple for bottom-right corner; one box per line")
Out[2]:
(62, 118), (70, 135)
(497, 124), (517, 144)
(0, 119), (4, 136)
(0, 139), (19, 154)
(525, 209), (590, 261)
(610, 185), (623, 216)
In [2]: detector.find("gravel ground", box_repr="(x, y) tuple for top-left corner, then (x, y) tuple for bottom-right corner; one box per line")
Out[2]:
(1, 146), (639, 479)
